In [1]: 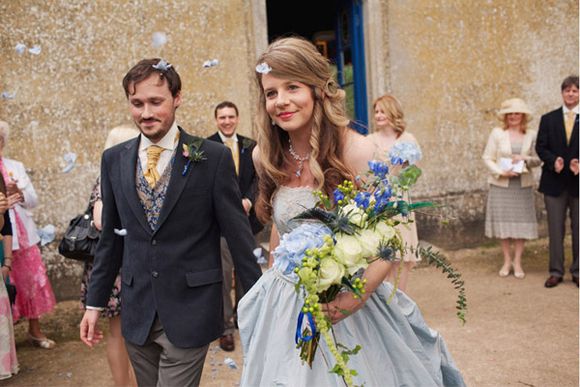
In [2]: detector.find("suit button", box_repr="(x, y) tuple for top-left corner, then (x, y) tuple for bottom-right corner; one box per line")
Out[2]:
(152, 240), (157, 246)
(152, 271), (159, 278)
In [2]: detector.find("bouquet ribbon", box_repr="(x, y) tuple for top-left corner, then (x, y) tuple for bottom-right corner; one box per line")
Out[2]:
(295, 310), (317, 344)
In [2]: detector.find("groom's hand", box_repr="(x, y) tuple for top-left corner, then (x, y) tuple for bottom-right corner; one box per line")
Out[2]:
(80, 309), (104, 347)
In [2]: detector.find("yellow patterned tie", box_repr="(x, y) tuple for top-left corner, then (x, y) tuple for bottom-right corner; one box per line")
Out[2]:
(224, 138), (239, 175)
(144, 145), (164, 188)
(565, 110), (576, 144)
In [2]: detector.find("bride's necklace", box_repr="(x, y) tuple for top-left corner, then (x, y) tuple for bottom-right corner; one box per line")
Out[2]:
(288, 138), (310, 177)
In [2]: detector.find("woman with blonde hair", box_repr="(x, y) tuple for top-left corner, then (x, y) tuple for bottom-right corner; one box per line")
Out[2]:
(483, 98), (541, 279)
(238, 36), (464, 386)
(80, 124), (138, 387)
(367, 94), (421, 292)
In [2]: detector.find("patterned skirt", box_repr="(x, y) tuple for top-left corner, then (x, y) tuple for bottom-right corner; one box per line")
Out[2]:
(80, 261), (121, 319)
(485, 177), (538, 239)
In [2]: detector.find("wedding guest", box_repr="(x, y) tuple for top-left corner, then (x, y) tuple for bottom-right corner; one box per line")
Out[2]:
(0, 120), (57, 349)
(80, 124), (139, 386)
(0, 176), (18, 380)
(207, 101), (262, 352)
(536, 75), (579, 288)
(482, 98), (541, 279)
(80, 58), (261, 387)
(367, 94), (421, 292)
(237, 36), (465, 386)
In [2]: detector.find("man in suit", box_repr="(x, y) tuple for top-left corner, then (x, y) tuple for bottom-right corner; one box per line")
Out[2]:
(79, 59), (262, 386)
(536, 75), (579, 288)
(207, 101), (263, 352)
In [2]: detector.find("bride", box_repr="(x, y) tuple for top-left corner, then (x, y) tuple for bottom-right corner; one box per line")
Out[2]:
(238, 36), (465, 387)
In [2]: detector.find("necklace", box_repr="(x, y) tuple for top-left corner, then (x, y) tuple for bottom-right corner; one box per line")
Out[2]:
(288, 138), (310, 177)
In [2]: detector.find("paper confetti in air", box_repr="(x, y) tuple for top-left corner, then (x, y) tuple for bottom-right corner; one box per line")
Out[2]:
(202, 59), (219, 68)
(1, 92), (16, 100)
(253, 247), (267, 265)
(15, 43), (27, 55)
(28, 45), (41, 55)
(224, 357), (238, 369)
(37, 224), (56, 246)
(114, 228), (127, 236)
(62, 152), (77, 173)
(152, 32), (167, 48)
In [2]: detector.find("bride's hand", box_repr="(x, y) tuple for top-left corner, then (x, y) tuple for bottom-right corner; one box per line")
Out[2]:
(322, 292), (366, 324)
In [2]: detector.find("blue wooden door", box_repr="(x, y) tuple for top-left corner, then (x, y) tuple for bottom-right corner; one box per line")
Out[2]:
(335, 0), (368, 133)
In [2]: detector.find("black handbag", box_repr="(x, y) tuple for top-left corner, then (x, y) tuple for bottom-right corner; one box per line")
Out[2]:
(58, 205), (100, 262)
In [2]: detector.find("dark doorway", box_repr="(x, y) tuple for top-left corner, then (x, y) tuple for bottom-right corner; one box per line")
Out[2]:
(266, 0), (368, 132)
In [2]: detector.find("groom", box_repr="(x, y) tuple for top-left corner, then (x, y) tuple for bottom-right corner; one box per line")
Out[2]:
(80, 58), (262, 386)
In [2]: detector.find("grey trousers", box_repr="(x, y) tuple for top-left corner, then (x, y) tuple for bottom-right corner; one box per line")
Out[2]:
(125, 317), (209, 387)
(544, 191), (579, 278)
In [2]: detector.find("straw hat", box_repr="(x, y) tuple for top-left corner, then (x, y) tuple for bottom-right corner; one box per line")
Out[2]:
(497, 98), (532, 121)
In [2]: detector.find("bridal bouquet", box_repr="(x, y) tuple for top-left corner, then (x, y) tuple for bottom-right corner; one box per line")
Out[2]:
(272, 142), (467, 386)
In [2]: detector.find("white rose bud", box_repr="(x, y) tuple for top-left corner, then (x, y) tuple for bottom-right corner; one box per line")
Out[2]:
(317, 257), (345, 293)
(341, 202), (368, 228)
(357, 228), (383, 258)
(375, 222), (396, 240)
(334, 234), (367, 275)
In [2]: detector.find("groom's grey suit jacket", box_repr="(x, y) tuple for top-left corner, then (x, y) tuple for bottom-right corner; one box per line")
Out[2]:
(87, 128), (262, 348)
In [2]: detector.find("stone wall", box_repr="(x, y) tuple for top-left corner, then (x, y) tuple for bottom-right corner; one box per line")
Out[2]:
(382, 0), (578, 246)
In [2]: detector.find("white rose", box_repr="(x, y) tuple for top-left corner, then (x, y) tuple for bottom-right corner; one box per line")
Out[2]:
(317, 258), (345, 293)
(375, 222), (396, 240)
(341, 202), (368, 228)
(334, 234), (367, 275)
(357, 228), (383, 258)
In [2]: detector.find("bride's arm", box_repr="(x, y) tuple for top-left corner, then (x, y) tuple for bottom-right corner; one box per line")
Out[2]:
(322, 129), (393, 324)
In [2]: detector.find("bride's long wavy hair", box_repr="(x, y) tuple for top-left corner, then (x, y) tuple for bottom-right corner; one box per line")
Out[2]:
(254, 36), (354, 223)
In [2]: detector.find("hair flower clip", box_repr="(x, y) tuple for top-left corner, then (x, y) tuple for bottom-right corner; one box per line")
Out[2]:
(152, 59), (172, 72)
(255, 62), (272, 74)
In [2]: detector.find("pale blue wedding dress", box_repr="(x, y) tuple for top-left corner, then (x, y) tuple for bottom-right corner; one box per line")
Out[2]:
(238, 186), (465, 387)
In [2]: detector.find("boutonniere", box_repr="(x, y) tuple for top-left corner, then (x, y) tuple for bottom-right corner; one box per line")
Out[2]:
(241, 138), (255, 154)
(182, 138), (207, 176)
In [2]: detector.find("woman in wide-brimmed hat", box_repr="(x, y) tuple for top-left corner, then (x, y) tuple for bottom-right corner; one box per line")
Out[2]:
(482, 98), (542, 279)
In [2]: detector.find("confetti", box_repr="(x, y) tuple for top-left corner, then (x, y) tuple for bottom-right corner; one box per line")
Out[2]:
(62, 152), (77, 173)
(15, 43), (27, 55)
(152, 32), (167, 48)
(152, 59), (172, 72)
(37, 224), (56, 246)
(28, 45), (41, 55)
(224, 357), (238, 369)
(202, 59), (219, 68)
(1, 91), (15, 100)
(255, 62), (272, 74)
(114, 228), (127, 236)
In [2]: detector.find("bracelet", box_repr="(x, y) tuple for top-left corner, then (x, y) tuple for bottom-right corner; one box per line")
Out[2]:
(3, 264), (11, 271)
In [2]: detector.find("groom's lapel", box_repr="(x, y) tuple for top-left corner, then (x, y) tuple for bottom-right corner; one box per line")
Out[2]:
(120, 138), (151, 234)
(154, 128), (193, 233)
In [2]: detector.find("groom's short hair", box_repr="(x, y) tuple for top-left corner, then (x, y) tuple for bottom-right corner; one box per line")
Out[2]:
(122, 58), (182, 98)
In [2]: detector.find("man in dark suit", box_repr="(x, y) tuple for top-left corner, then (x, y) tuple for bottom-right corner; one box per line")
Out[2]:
(536, 75), (579, 288)
(80, 59), (262, 386)
(207, 101), (263, 351)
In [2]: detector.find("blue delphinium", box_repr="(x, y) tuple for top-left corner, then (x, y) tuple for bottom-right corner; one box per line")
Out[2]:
(333, 188), (345, 204)
(368, 160), (389, 179)
(388, 142), (422, 165)
(273, 222), (332, 275)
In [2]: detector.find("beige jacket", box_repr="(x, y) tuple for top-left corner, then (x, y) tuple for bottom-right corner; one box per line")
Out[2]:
(482, 127), (542, 188)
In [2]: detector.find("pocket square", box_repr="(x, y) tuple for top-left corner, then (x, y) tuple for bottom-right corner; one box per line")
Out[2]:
(114, 228), (127, 236)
